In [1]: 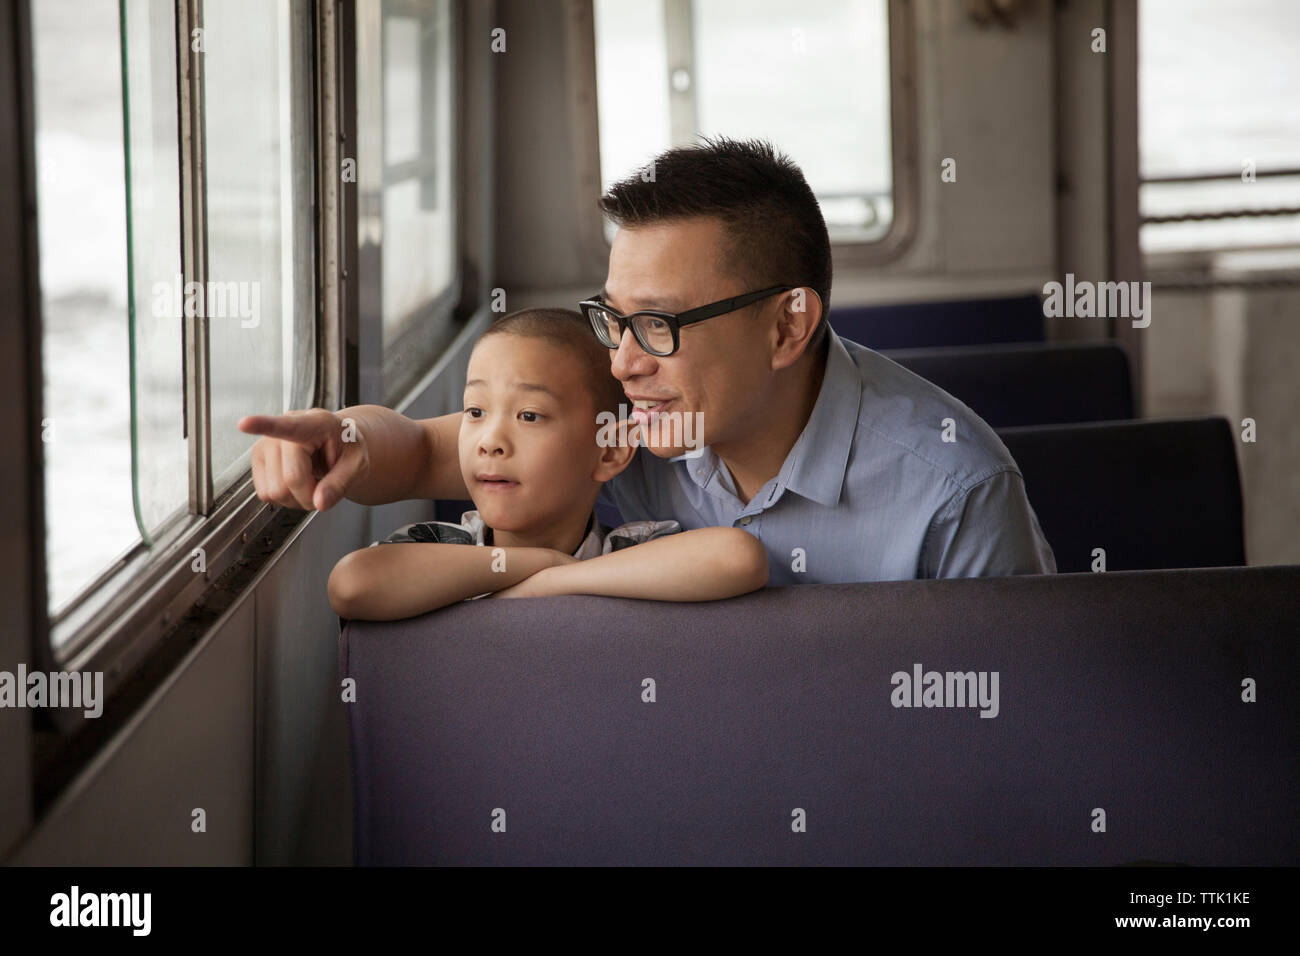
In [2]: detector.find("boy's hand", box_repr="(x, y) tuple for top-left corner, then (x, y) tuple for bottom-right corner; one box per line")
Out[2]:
(487, 550), (579, 599)
(487, 570), (553, 599)
(240, 408), (368, 511)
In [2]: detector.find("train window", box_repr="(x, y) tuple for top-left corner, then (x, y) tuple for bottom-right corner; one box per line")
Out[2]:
(34, 0), (320, 655)
(592, 0), (894, 242)
(1139, 0), (1300, 253)
(372, 0), (458, 402)
(34, 0), (166, 615)
(204, 0), (316, 494)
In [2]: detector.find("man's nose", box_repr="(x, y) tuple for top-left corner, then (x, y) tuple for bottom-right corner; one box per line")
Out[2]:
(609, 326), (657, 381)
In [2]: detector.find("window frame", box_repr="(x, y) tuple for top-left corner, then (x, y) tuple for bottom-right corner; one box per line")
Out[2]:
(568, 0), (919, 272)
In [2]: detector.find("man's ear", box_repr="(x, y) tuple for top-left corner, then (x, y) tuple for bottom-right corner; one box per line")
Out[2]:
(771, 287), (824, 370)
(592, 418), (639, 482)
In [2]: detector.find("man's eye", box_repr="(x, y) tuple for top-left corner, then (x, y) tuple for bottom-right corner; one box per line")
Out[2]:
(646, 317), (669, 332)
(519, 410), (543, 423)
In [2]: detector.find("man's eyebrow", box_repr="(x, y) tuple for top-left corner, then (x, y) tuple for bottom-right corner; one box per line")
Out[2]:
(601, 288), (690, 313)
(465, 378), (561, 398)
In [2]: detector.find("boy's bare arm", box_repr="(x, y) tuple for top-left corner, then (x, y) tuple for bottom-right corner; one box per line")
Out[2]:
(410, 411), (472, 500)
(328, 542), (574, 620)
(493, 527), (768, 602)
(240, 406), (469, 510)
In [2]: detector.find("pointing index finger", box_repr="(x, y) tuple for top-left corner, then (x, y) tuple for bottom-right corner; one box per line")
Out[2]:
(237, 412), (328, 445)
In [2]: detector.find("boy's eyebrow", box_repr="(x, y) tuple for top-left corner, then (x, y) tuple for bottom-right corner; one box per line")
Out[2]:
(465, 378), (561, 398)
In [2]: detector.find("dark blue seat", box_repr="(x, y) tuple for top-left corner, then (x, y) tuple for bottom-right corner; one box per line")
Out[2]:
(831, 294), (1044, 350)
(883, 341), (1134, 428)
(341, 564), (1300, 865)
(999, 417), (1246, 572)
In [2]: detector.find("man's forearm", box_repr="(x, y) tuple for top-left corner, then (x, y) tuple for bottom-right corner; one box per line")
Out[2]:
(336, 404), (433, 506)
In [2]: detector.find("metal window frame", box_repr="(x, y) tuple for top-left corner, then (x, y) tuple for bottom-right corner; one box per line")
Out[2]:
(33, 0), (336, 744)
(0, 0), (41, 856)
(567, 0), (920, 272)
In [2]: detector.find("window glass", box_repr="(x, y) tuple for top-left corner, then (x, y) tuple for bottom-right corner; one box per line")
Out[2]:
(204, 0), (316, 495)
(34, 0), (139, 614)
(380, 0), (455, 350)
(126, 0), (186, 538)
(1139, 0), (1300, 252)
(593, 0), (893, 241)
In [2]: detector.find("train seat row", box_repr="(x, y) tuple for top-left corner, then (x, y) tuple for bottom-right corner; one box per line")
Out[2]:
(340, 563), (1300, 865)
(830, 294), (1046, 350)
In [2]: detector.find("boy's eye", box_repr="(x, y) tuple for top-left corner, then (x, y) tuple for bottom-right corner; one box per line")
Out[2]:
(519, 410), (543, 423)
(464, 406), (482, 419)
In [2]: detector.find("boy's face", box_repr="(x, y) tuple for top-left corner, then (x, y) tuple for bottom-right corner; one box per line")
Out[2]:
(460, 334), (630, 533)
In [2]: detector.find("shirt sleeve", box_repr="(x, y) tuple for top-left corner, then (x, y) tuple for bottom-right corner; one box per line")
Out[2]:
(920, 470), (1057, 578)
(375, 520), (475, 546)
(601, 519), (682, 554)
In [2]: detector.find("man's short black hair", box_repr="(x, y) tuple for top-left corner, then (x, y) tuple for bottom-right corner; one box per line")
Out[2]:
(598, 137), (832, 355)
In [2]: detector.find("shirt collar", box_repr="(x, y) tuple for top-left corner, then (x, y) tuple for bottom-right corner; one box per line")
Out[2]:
(468, 509), (603, 559)
(571, 511), (604, 560)
(776, 330), (862, 507)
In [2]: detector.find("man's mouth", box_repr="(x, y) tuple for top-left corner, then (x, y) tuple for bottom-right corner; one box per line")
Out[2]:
(629, 398), (673, 426)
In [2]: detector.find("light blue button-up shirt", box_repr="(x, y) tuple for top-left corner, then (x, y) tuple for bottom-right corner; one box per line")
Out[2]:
(598, 330), (1057, 585)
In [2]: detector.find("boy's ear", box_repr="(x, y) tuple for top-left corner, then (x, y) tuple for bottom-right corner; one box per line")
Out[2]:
(592, 418), (638, 482)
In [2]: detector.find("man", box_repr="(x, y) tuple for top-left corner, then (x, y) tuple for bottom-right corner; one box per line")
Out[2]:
(240, 138), (1056, 584)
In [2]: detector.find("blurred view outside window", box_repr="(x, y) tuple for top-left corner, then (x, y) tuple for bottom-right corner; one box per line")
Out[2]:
(1140, 0), (1300, 252)
(380, 0), (456, 369)
(593, 0), (892, 242)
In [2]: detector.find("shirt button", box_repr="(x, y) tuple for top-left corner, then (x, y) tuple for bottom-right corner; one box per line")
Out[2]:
(739, 516), (752, 526)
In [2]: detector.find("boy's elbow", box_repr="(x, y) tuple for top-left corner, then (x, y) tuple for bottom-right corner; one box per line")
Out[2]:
(727, 528), (769, 592)
(328, 552), (372, 618)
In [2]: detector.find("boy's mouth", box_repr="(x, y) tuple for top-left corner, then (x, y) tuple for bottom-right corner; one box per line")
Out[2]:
(476, 473), (520, 491)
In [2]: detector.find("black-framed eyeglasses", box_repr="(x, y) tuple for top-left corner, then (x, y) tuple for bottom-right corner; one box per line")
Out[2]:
(578, 285), (793, 357)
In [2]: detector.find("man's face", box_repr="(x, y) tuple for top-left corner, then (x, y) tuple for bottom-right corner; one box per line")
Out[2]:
(602, 216), (775, 458)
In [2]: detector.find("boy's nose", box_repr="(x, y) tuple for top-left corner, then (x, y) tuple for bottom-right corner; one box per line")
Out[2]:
(476, 419), (510, 455)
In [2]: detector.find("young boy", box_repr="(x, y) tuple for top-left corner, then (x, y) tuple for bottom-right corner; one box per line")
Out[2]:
(327, 308), (768, 620)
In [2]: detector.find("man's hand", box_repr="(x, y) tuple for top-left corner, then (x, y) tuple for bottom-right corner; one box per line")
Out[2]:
(239, 408), (369, 512)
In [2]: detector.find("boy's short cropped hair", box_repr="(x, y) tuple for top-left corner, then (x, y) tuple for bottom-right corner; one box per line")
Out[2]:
(477, 308), (626, 422)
